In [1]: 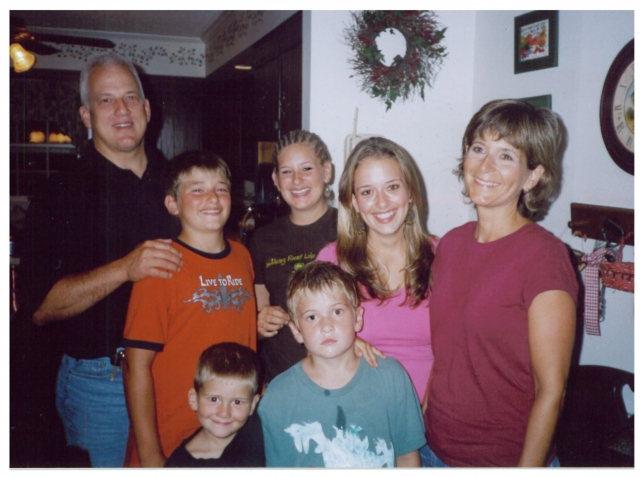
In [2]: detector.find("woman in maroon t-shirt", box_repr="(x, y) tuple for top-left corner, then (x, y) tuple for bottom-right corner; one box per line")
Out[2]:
(424, 99), (578, 467)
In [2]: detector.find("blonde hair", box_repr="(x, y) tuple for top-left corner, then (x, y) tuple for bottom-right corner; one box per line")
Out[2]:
(337, 137), (434, 306)
(273, 130), (332, 169)
(286, 261), (361, 326)
(456, 99), (561, 218)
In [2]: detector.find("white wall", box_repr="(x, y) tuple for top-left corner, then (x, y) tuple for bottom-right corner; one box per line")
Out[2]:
(304, 10), (476, 238)
(304, 11), (634, 374)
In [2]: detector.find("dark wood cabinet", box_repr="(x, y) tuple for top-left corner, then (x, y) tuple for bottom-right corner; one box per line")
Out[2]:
(142, 75), (205, 160)
(10, 72), (84, 197)
(203, 12), (302, 187)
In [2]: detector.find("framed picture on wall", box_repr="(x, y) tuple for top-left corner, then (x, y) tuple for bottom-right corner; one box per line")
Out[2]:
(514, 10), (558, 74)
(520, 94), (552, 109)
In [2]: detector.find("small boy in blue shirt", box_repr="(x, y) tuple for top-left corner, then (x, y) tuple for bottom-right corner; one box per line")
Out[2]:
(258, 261), (425, 467)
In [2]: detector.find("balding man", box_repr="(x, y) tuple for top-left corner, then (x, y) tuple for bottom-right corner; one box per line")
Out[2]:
(22, 53), (181, 467)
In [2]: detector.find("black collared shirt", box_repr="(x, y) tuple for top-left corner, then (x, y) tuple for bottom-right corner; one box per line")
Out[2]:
(20, 143), (178, 359)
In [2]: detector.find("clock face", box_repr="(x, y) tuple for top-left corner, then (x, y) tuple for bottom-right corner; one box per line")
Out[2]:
(600, 40), (634, 175)
(611, 61), (634, 153)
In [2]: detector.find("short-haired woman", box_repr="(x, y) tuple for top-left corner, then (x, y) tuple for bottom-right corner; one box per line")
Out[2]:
(424, 99), (579, 467)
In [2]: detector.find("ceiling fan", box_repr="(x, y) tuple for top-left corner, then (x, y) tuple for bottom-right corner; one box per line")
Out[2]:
(10, 16), (116, 55)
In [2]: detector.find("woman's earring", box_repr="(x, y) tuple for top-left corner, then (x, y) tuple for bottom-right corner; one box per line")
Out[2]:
(324, 184), (331, 199)
(354, 214), (366, 235)
(405, 208), (416, 226)
(275, 195), (281, 207)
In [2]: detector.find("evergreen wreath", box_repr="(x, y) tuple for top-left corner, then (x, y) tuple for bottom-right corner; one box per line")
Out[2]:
(344, 10), (447, 110)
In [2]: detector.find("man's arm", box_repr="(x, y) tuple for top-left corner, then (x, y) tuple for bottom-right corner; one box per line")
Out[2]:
(123, 347), (166, 467)
(33, 239), (182, 325)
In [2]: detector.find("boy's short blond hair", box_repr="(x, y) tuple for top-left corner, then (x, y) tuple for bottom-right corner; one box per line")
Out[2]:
(165, 150), (231, 199)
(193, 342), (261, 394)
(286, 261), (361, 326)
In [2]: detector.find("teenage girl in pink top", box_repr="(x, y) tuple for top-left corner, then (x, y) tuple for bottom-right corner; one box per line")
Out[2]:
(317, 137), (436, 402)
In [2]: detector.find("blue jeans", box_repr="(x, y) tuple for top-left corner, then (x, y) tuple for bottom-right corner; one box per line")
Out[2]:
(420, 442), (561, 467)
(420, 443), (449, 467)
(56, 353), (130, 467)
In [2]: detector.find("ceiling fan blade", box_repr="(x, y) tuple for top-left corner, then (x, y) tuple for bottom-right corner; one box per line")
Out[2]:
(16, 39), (61, 56)
(34, 33), (116, 49)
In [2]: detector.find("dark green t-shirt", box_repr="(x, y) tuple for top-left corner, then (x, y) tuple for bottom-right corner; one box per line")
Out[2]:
(249, 206), (338, 382)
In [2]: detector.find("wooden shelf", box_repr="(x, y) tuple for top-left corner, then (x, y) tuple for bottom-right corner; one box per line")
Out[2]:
(569, 203), (634, 246)
(10, 143), (76, 154)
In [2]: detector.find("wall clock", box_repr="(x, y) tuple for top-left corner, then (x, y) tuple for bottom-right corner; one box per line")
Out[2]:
(599, 39), (634, 175)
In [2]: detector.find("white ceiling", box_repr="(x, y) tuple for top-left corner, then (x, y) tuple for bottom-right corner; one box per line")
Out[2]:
(10, 10), (224, 39)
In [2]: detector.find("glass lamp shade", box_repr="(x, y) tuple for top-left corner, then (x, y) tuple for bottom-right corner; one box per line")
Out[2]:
(10, 43), (36, 73)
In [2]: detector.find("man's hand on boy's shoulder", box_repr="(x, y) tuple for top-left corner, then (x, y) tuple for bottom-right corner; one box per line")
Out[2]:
(121, 238), (183, 282)
(33, 239), (182, 325)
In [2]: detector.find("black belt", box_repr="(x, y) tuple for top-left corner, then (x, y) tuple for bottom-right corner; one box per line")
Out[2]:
(65, 348), (125, 367)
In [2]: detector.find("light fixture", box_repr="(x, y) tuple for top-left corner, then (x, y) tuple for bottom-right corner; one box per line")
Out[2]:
(10, 43), (36, 73)
(234, 65), (252, 70)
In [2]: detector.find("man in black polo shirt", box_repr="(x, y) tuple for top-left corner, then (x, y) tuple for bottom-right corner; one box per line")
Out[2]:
(22, 53), (182, 467)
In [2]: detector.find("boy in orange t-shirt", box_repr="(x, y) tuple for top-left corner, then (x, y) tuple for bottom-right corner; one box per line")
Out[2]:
(122, 150), (257, 467)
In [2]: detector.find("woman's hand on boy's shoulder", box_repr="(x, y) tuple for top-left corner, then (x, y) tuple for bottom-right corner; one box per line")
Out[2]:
(354, 337), (386, 367)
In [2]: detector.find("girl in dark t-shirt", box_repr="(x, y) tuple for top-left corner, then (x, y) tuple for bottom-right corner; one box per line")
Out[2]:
(249, 130), (337, 383)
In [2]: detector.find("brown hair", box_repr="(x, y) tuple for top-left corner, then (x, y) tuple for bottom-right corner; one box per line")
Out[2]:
(336, 137), (434, 306)
(456, 99), (561, 218)
(193, 342), (261, 394)
(286, 261), (361, 326)
(165, 150), (231, 199)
